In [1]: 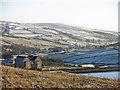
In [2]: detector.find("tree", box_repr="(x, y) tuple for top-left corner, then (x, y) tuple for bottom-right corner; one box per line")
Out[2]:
(2, 53), (13, 59)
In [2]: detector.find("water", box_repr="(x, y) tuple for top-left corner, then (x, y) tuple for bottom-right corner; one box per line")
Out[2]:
(77, 71), (120, 79)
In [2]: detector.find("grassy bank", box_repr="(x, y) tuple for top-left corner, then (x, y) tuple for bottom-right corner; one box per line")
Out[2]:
(59, 67), (120, 73)
(42, 66), (120, 73)
(2, 65), (119, 88)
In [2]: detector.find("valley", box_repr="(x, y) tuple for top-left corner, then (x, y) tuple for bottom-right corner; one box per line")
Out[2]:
(1, 21), (119, 67)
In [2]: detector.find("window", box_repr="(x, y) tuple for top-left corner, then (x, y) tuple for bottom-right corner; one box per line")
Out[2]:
(26, 62), (28, 64)
(36, 61), (40, 64)
(37, 65), (40, 67)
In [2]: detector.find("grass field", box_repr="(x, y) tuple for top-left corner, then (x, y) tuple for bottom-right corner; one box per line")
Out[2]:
(2, 65), (119, 88)
(2, 36), (67, 49)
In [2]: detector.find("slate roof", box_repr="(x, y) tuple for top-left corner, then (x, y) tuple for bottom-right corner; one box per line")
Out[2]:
(15, 56), (27, 62)
(15, 55), (41, 62)
(28, 55), (38, 62)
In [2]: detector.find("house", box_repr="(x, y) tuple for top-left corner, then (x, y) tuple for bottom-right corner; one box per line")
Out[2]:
(14, 55), (43, 70)
(14, 56), (31, 69)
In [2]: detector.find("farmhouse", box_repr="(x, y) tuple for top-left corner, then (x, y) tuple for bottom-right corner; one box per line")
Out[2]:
(14, 55), (42, 70)
(14, 56), (31, 69)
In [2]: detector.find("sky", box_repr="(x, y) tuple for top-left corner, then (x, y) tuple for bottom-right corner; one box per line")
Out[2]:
(1, 0), (119, 32)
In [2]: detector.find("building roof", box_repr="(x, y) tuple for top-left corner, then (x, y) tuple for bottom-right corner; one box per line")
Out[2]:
(15, 56), (27, 62)
(15, 55), (41, 62)
(2, 60), (14, 65)
(2, 60), (14, 63)
(28, 55), (38, 62)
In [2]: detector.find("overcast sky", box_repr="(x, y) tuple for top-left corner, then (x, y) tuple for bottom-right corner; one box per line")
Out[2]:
(1, 0), (119, 31)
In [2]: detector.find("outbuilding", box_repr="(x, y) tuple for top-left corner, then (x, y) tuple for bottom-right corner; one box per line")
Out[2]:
(81, 64), (94, 68)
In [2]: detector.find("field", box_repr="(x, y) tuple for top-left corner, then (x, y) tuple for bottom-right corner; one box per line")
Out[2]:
(2, 36), (66, 49)
(2, 65), (119, 88)
(48, 49), (118, 66)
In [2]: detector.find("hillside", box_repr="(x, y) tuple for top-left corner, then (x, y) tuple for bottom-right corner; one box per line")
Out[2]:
(48, 49), (119, 66)
(1, 21), (119, 65)
(2, 65), (119, 88)
(1, 21), (118, 51)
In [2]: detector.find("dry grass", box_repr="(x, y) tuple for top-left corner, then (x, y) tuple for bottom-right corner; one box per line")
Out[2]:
(2, 65), (119, 88)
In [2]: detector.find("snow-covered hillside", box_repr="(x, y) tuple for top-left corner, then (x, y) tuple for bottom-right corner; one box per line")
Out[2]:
(48, 49), (118, 65)
(1, 21), (118, 47)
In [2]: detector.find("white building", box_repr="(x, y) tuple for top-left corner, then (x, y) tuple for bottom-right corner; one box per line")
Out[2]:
(81, 64), (95, 68)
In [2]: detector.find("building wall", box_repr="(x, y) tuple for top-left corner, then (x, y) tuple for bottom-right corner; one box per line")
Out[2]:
(14, 61), (24, 68)
(23, 58), (31, 69)
(35, 57), (42, 70)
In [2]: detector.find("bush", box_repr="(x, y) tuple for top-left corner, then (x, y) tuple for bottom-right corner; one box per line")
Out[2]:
(2, 53), (13, 59)
(39, 56), (64, 66)
(48, 47), (63, 52)
(2, 44), (37, 59)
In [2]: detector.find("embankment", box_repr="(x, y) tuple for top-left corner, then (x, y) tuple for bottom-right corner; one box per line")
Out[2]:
(59, 67), (120, 73)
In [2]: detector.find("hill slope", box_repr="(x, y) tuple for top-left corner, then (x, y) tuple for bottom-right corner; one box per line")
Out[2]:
(2, 65), (119, 88)
(1, 21), (118, 50)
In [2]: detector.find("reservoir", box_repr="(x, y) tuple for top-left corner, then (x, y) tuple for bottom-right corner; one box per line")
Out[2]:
(77, 71), (120, 79)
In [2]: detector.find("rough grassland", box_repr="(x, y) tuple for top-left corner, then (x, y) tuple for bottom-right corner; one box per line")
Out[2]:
(2, 65), (119, 88)
(2, 36), (67, 49)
